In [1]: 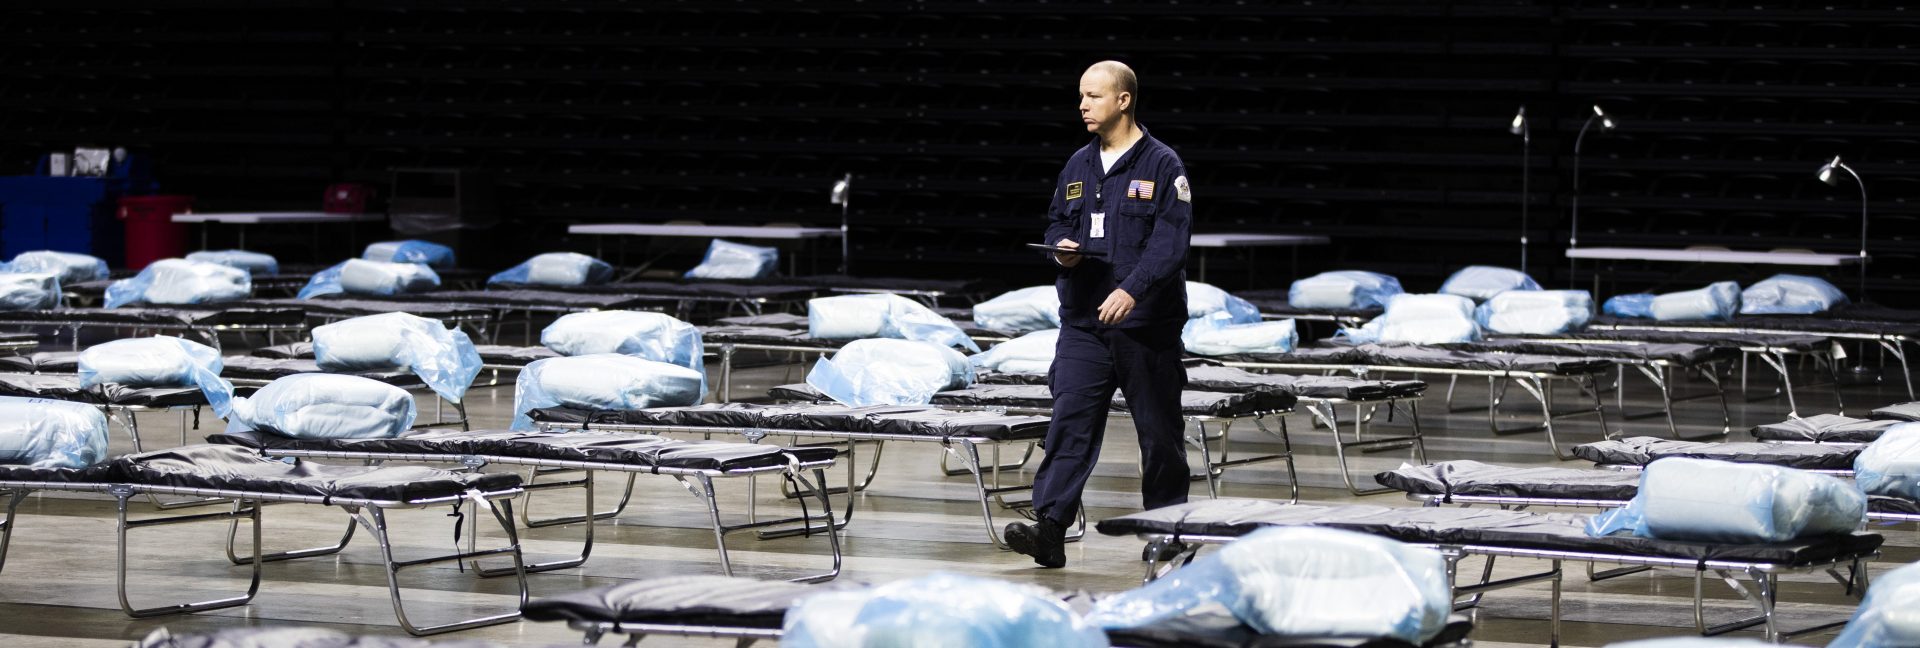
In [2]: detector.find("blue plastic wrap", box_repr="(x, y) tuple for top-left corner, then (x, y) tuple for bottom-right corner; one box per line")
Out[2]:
(511, 354), (706, 430)
(1183, 314), (1297, 356)
(1603, 294), (1656, 319)
(540, 311), (707, 396)
(184, 250), (279, 275)
(487, 252), (613, 287)
(1438, 266), (1541, 302)
(806, 339), (973, 407)
(225, 374), (417, 440)
(298, 259), (442, 299)
(0, 396), (109, 469)
(1340, 293), (1482, 344)
(783, 572), (1108, 648)
(971, 286), (1062, 334)
(1853, 422), (1920, 501)
(1088, 527), (1450, 644)
(105, 259), (252, 308)
(312, 312), (483, 405)
(1739, 274), (1849, 315)
(1287, 271), (1404, 310)
(1585, 457), (1865, 543)
(684, 239), (779, 280)
(808, 293), (981, 353)
(78, 336), (235, 417)
(0, 272), (62, 311)
(4, 250), (108, 285)
(362, 240), (456, 268)
(1475, 290), (1593, 335)
(1651, 282), (1741, 321)
(1187, 281), (1262, 324)
(1827, 561), (1920, 648)
(969, 329), (1059, 375)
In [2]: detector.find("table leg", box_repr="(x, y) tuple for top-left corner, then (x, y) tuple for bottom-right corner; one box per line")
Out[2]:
(200, 223), (209, 251)
(1198, 250), (1208, 283)
(237, 226), (246, 251)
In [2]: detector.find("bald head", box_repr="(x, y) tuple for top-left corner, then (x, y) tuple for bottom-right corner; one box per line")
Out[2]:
(1083, 61), (1138, 118)
(1078, 61), (1140, 139)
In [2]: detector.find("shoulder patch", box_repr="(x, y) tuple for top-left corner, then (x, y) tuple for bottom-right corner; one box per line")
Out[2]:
(1064, 181), (1083, 200)
(1175, 175), (1191, 203)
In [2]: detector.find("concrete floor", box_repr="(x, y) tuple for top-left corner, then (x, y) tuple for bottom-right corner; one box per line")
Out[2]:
(1, 344), (1913, 647)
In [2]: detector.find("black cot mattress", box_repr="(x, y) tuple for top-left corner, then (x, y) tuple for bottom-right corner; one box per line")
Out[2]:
(1873, 402), (1920, 422)
(1435, 340), (1733, 365)
(215, 428), (836, 472)
(352, 288), (652, 311)
(1231, 344), (1614, 375)
(974, 365), (1426, 401)
(493, 280), (817, 301)
(530, 402), (1051, 441)
(220, 356), (420, 386)
(0, 373), (206, 408)
(1750, 414), (1902, 443)
(0, 305), (305, 327)
(0, 444), (519, 503)
(248, 297), (491, 321)
(701, 325), (841, 348)
(1095, 499), (1883, 565)
(1590, 314), (1920, 338)
(1504, 330), (1829, 353)
(1376, 460), (1642, 502)
(252, 342), (558, 366)
(767, 383), (1297, 417)
(1571, 436), (1860, 470)
(0, 351), (78, 373)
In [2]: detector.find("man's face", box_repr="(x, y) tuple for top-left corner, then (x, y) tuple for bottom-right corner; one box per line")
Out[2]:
(1079, 69), (1127, 134)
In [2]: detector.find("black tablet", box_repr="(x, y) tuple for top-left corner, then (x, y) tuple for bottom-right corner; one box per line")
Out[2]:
(1026, 243), (1105, 257)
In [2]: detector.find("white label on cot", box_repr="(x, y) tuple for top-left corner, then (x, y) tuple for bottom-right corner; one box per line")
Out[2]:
(1091, 213), (1106, 238)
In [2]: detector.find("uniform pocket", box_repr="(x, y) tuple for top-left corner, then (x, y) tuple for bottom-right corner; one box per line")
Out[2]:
(1117, 201), (1154, 248)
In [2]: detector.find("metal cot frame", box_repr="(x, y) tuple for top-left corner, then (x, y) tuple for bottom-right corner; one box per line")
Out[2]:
(241, 445), (844, 583)
(0, 317), (306, 352)
(1595, 321), (1915, 403)
(0, 479), (527, 636)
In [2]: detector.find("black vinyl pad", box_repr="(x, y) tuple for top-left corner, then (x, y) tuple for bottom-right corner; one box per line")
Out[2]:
(1503, 330), (1827, 352)
(712, 313), (809, 329)
(1590, 314), (1920, 337)
(0, 306), (303, 327)
(113, 444), (519, 502)
(0, 351), (79, 373)
(530, 402), (1051, 441)
(214, 428), (835, 471)
(367, 289), (652, 311)
(701, 326), (839, 348)
(975, 365), (1425, 401)
(0, 373), (205, 408)
(220, 356), (421, 387)
(1750, 414), (1900, 443)
(1375, 460), (1641, 502)
(249, 297), (490, 321)
(493, 280), (816, 301)
(1873, 402), (1920, 422)
(1095, 499), (1883, 565)
(0, 461), (118, 484)
(134, 626), (506, 648)
(768, 382), (1296, 417)
(1571, 436), (1860, 470)
(1232, 344), (1612, 375)
(251, 342), (557, 366)
(1435, 339), (1733, 365)
(523, 575), (821, 628)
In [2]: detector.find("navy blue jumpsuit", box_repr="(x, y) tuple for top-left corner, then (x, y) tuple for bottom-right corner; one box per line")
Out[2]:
(1034, 125), (1193, 526)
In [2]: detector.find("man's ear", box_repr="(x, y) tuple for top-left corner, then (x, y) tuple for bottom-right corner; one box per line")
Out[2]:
(1118, 92), (1132, 113)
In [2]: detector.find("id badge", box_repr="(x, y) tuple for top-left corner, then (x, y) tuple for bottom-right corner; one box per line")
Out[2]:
(1090, 213), (1106, 239)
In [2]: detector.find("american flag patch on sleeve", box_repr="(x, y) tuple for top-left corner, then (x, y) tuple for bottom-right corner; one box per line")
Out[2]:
(1126, 179), (1156, 200)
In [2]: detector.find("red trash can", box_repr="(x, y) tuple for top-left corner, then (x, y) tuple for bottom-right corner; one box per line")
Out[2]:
(118, 195), (194, 270)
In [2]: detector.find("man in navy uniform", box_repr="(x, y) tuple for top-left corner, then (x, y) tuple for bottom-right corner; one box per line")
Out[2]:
(1005, 60), (1193, 568)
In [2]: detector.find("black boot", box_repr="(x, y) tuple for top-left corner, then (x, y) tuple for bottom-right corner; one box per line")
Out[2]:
(1004, 518), (1067, 568)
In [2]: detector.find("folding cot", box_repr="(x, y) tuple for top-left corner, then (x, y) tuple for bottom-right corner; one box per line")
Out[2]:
(1570, 436), (1862, 473)
(61, 274), (315, 305)
(767, 381), (1301, 500)
(1589, 313), (1920, 400)
(1422, 338), (1737, 438)
(1234, 289), (1380, 327)
(1496, 329), (1836, 416)
(0, 373), (206, 453)
(242, 297), (495, 337)
(701, 313), (1007, 401)
(521, 574), (1476, 648)
(212, 427), (844, 582)
(527, 402), (1056, 548)
(1377, 459), (1920, 524)
(308, 289), (657, 343)
(1097, 499), (1881, 643)
(0, 305), (307, 351)
(0, 331), (35, 354)
(0, 445), (527, 635)
(1748, 402), (1920, 443)
(490, 280), (817, 318)
(936, 361), (1430, 496)
(1220, 343), (1616, 459)
(250, 341), (556, 387)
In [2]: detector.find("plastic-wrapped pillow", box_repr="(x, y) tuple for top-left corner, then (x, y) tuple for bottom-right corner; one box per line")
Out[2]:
(1854, 423), (1920, 501)
(488, 252), (613, 287)
(1438, 266), (1540, 302)
(79, 336), (235, 417)
(1287, 270), (1403, 310)
(185, 250), (279, 275)
(541, 311), (706, 394)
(1603, 294), (1656, 319)
(808, 293), (981, 352)
(1183, 314), (1298, 356)
(1088, 527), (1449, 645)
(4, 250), (108, 284)
(1585, 457), (1864, 543)
(298, 259), (442, 299)
(0, 272), (61, 311)
(1340, 293), (1480, 344)
(105, 259), (251, 308)
(684, 239), (779, 280)
(1650, 281), (1740, 321)
(784, 572), (1107, 648)
(363, 240), (455, 268)
(313, 313), (482, 405)
(806, 338), (973, 407)
(1186, 281), (1261, 324)
(1827, 561), (1920, 648)
(1475, 290), (1593, 335)
(0, 396), (109, 469)
(969, 329), (1059, 375)
(512, 354), (706, 430)
(225, 374), (416, 440)
(971, 286), (1062, 334)
(1739, 274), (1848, 315)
